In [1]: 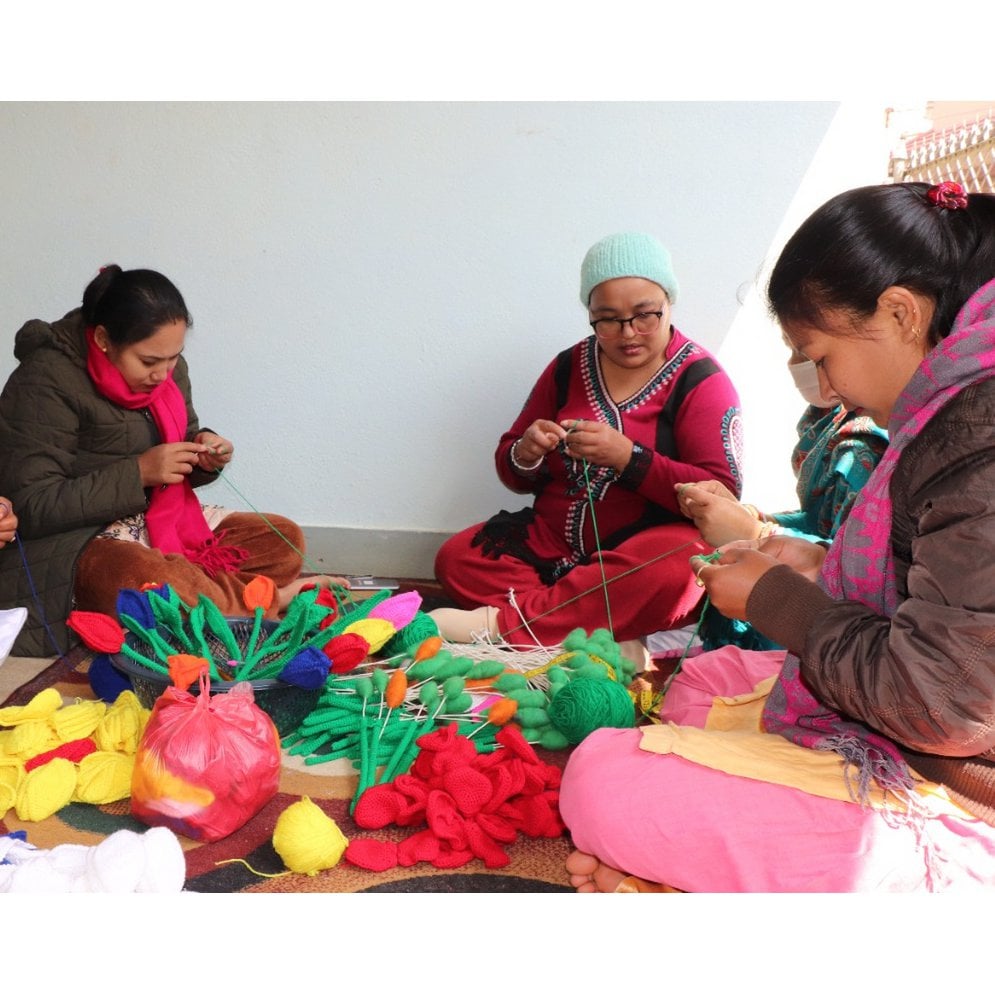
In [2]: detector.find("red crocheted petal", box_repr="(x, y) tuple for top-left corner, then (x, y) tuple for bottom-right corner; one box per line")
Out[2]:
(431, 843), (475, 869)
(495, 723), (540, 763)
(482, 760), (526, 810)
(397, 829), (441, 867)
(465, 819), (511, 869)
(412, 741), (478, 784)
(352, 783), (405, 829)
(344, 838), (399, 872)
(476, 811), (518, 844)
(520, 761), (550, 796)
(24, 737), (98, 772)
(425, 788), (470, 850)
(416, 724), (461, 753)
(391, 773), (429, 803)
(442, 765), (493, 816)
(513, 792), (565, 838)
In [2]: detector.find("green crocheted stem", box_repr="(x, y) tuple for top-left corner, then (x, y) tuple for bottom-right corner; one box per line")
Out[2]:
(187, 605), (220, 680)
(377, 717), (423, 785)
(350, 710), (373, 816)
(238, 607), (265, 678)
(117, 613), (178, 664)
(119, 642), (170, 676)
(199, 596), (243, 664)
(148, 592), (194, 653)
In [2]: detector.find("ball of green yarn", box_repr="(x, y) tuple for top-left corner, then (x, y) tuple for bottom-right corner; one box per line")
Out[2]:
(547, 676), (635, 744)
(382, 612), (439, 658)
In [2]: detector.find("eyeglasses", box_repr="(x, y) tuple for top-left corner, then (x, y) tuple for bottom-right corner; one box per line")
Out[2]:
(589, 310), (664, 338)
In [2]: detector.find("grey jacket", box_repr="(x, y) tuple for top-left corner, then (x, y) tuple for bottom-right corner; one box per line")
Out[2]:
(0, 309), (210, 657)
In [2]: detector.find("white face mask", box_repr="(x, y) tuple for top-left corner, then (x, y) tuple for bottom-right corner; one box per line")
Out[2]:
(789, 359), (833, 408)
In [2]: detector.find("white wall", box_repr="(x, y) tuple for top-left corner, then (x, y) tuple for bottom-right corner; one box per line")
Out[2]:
(719, 102), (899, 512)
(0, 101), (842, 574)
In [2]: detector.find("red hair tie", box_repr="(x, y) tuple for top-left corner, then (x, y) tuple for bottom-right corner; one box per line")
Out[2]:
(926, 181), (968, 210)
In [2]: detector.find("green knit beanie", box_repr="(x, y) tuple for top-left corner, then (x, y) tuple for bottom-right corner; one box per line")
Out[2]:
(579, 232), (679, 306)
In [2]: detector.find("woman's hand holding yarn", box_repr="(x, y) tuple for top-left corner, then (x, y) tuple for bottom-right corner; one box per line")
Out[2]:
(560, 419), (633, 473)
(194, 431), (235, 472)
(676, 481), (763, 546)
(138, 441), (208, 487)
(515, 419), (567, 468)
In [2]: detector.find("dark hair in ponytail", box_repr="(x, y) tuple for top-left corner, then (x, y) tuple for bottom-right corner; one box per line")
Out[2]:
(81, 265), (192, 345)
(767, 183), (995, 346)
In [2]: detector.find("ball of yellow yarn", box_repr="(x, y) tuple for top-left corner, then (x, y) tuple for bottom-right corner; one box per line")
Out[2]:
(272, 796), (348, 876)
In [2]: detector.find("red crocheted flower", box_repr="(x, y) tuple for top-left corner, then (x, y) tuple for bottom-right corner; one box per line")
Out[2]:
(66, 610), (125, 653)
(926, 181), (968, 210)
(321, 633), (370, 673)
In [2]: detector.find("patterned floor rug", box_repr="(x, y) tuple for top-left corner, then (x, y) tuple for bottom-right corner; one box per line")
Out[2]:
(1, 585), (576, 894)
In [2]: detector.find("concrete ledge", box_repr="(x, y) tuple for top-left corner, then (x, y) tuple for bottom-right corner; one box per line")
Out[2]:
(300, 525), (452, 580)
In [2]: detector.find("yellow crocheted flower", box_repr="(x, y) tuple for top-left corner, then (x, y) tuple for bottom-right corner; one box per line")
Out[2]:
(0, 687), (62, 726)
(16, 757), (78, 821)
(74, 751), (135, 805)
(94, 691), (150, 754)
(51, 699), (106, 742)
(343, 618), (395, 654)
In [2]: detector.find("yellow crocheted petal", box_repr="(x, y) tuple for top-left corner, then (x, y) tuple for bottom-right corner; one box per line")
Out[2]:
(0, 780), (17, 819)
(0, 758), (25, 794)
(7, 720), (61, 760)
(16, 757), (78, 822)
(94, 692), (151, 754)
(73, 751), (135, 805)
(343, 618), (396, 654)
(51, 699), (107, 742)
(0, 687), (63, 727)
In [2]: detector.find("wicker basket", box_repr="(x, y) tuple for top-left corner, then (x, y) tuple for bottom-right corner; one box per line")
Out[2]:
(110, 616), (322, 736)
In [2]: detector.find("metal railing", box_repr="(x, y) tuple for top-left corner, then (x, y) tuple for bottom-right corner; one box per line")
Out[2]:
(891, 113), (995, 193)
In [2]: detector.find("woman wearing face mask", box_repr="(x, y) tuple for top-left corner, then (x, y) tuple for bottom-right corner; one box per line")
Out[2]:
(671, 352), (888, 651)
(0, 265), (342, 658)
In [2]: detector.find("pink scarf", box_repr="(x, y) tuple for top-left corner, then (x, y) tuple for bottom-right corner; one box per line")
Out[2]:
(762, 277), (995, 800)
(86, 328), (248, 577)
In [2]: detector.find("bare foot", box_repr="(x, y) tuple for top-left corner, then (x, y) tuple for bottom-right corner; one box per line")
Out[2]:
(565, 848), (627, 893)
(565, 848), (676, 893)
(428, 606), (499, 642)
(277, 574), (350, 611)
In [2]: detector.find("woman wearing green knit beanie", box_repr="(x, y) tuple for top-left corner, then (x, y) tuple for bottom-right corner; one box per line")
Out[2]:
(432, 232), (743, 658)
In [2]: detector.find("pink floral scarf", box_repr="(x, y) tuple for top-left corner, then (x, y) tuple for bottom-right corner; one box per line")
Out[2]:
(761, 277), (995, 799)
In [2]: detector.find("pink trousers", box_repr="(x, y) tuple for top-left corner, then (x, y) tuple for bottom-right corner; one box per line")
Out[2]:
(559, 647), (995, 891)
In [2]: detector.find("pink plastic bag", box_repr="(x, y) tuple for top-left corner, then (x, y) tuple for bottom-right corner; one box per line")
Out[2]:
(130, 672), (281, 842)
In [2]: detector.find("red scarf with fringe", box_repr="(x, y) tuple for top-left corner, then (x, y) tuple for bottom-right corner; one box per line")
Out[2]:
(85, 327), (248, 577)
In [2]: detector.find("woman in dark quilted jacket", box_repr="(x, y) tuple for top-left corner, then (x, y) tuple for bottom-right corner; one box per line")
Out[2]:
(0, 265), (338, 657)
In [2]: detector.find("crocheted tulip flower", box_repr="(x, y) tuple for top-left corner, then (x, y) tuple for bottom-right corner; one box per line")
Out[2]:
(67, 611), (126, 653)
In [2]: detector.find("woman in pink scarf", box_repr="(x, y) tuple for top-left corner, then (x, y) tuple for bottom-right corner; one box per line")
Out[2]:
(0, 266), (338, 658)
(560, 182), (995, 892)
